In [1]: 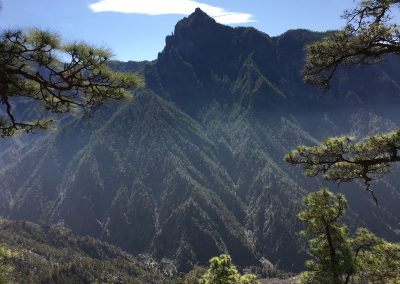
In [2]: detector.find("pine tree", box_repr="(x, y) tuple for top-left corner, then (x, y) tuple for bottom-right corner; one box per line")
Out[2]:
(286, 0), (400, 200)
(299, 189), (400, 283)
(298, 189), (354, 284)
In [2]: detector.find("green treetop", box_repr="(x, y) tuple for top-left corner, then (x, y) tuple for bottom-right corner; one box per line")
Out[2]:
(299, 189), (400, 284)
(200, 254), (259, 284)
(298, 189), (353, 284)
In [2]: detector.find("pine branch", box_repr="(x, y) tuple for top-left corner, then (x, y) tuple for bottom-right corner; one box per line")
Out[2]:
(0, 29), (143, 137)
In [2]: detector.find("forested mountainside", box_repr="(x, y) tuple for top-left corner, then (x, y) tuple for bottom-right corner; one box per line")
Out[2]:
(0, 218), (168, 283)
(0, 8), (399, 272)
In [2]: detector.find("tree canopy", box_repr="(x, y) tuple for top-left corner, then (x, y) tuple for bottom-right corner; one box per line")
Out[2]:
(200, 254), (259, 284)
(299, 189), (400, 284)
(298, 189), (353, 284)
(287, 0), (400, 200)
(0, 28), (142, 137)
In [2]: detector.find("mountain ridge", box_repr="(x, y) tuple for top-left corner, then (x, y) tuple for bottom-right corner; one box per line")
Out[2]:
(0, 9), (399, 273)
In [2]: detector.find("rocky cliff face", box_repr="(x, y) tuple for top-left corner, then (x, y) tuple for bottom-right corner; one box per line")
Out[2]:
(0, 9), (399, 272)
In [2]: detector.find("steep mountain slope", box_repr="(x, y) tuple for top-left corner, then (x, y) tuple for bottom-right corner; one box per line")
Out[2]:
(0, 92), (261, 271)
(0, 8), (399, 273)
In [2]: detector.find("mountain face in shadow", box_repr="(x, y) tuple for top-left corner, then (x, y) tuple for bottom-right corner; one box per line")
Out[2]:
(147, 8), (400, 114)
(1, 9), (400, 272)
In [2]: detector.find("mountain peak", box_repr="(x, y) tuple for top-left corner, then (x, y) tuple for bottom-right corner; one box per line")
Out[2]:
(161, 7), (224, 57)
(175, 8), (217, 31)
(192, 7), (209, 17)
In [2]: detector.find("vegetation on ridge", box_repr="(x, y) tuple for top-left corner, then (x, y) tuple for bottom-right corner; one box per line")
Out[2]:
(0, 219), (167, 283)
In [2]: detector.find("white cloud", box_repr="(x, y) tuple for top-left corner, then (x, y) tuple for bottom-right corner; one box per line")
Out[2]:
(89, 0), (254, 24)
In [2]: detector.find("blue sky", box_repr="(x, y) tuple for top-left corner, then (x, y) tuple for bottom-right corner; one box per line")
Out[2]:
(0, 0), (355, 61)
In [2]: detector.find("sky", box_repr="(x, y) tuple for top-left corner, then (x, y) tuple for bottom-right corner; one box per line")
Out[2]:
(0, 0), (356, 62)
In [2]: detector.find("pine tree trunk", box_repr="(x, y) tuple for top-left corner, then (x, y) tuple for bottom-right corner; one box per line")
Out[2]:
(325, 224), (340, 284)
